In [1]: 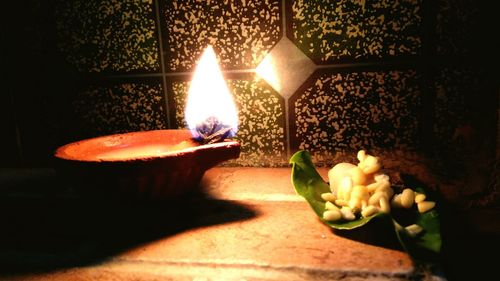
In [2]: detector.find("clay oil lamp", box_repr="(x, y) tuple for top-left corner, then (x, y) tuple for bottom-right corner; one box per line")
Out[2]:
(55, 46), (240, 200)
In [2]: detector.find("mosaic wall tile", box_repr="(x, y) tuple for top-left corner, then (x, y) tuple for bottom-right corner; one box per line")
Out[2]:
(288, 0), (422, 63)
(162, 0), (281, 71)
(433, 67), (497, 198)
(0, 93), (20, 166)
(434, 68), (473, 146)
(435, 0), (479, 55)
(290, 69), (422, 165)
(169, 75), (287, 167)
(55, 0), (160, 73)
(73, 79), (167, 138)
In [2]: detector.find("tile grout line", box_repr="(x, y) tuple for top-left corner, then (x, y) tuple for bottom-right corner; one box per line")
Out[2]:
(282, 0), (292, 160)
(281, 0), (287, 33)
(284, 99), (291, 160)
(105, 60), (418, 79)
(315, 60), (421, 69)
(107, 73), (164, 78)
(165, 69), (256, 76)
(153, 0), (171, 128)
(100, 60), (422, 80)
(420, 0), (437, 151)
(108, 69), (256, 79)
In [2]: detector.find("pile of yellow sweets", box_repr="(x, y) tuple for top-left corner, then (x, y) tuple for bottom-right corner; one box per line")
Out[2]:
(321, 150), (436, 236)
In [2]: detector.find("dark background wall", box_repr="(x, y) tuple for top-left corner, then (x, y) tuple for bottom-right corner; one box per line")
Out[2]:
(2, 1), (498, 199)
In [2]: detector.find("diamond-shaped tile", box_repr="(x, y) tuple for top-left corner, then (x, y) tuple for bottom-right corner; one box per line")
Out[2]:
(256, 37), (316, 99)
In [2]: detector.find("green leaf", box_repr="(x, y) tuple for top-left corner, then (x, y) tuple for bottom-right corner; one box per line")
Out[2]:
(393, 187), (442, 265)
(290, 150), (384, 230)
(290, 150), (442, 264)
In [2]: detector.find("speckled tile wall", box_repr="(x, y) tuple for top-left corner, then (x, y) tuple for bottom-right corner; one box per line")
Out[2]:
(73, 79), (167, 137)
(290, 68), (423, 165)
(162, 0), (282, 71)
(55, 0), (160, 73)
(288, 0), (422, 63)
(7, 0), (497, 169)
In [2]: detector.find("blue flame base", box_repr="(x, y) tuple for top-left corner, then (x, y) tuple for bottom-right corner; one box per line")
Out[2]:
(191, 116), (236, 144)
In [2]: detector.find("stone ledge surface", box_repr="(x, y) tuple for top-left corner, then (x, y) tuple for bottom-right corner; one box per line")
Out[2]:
(2, 167), (418, 280)
(118, 201), (413, 273)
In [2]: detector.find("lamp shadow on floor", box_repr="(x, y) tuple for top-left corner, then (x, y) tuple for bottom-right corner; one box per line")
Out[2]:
(0, 175), (257, 275)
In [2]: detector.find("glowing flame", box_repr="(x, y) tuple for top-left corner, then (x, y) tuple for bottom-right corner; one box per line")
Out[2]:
(185, 46), (238, 141)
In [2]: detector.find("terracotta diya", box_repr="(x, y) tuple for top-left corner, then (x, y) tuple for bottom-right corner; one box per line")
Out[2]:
(54, 129), (240, 199)
(55, 46), (240, 200)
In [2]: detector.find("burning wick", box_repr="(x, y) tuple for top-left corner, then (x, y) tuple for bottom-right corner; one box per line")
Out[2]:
(186, 45), (238, 145)
(194, 116), (234, 144)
